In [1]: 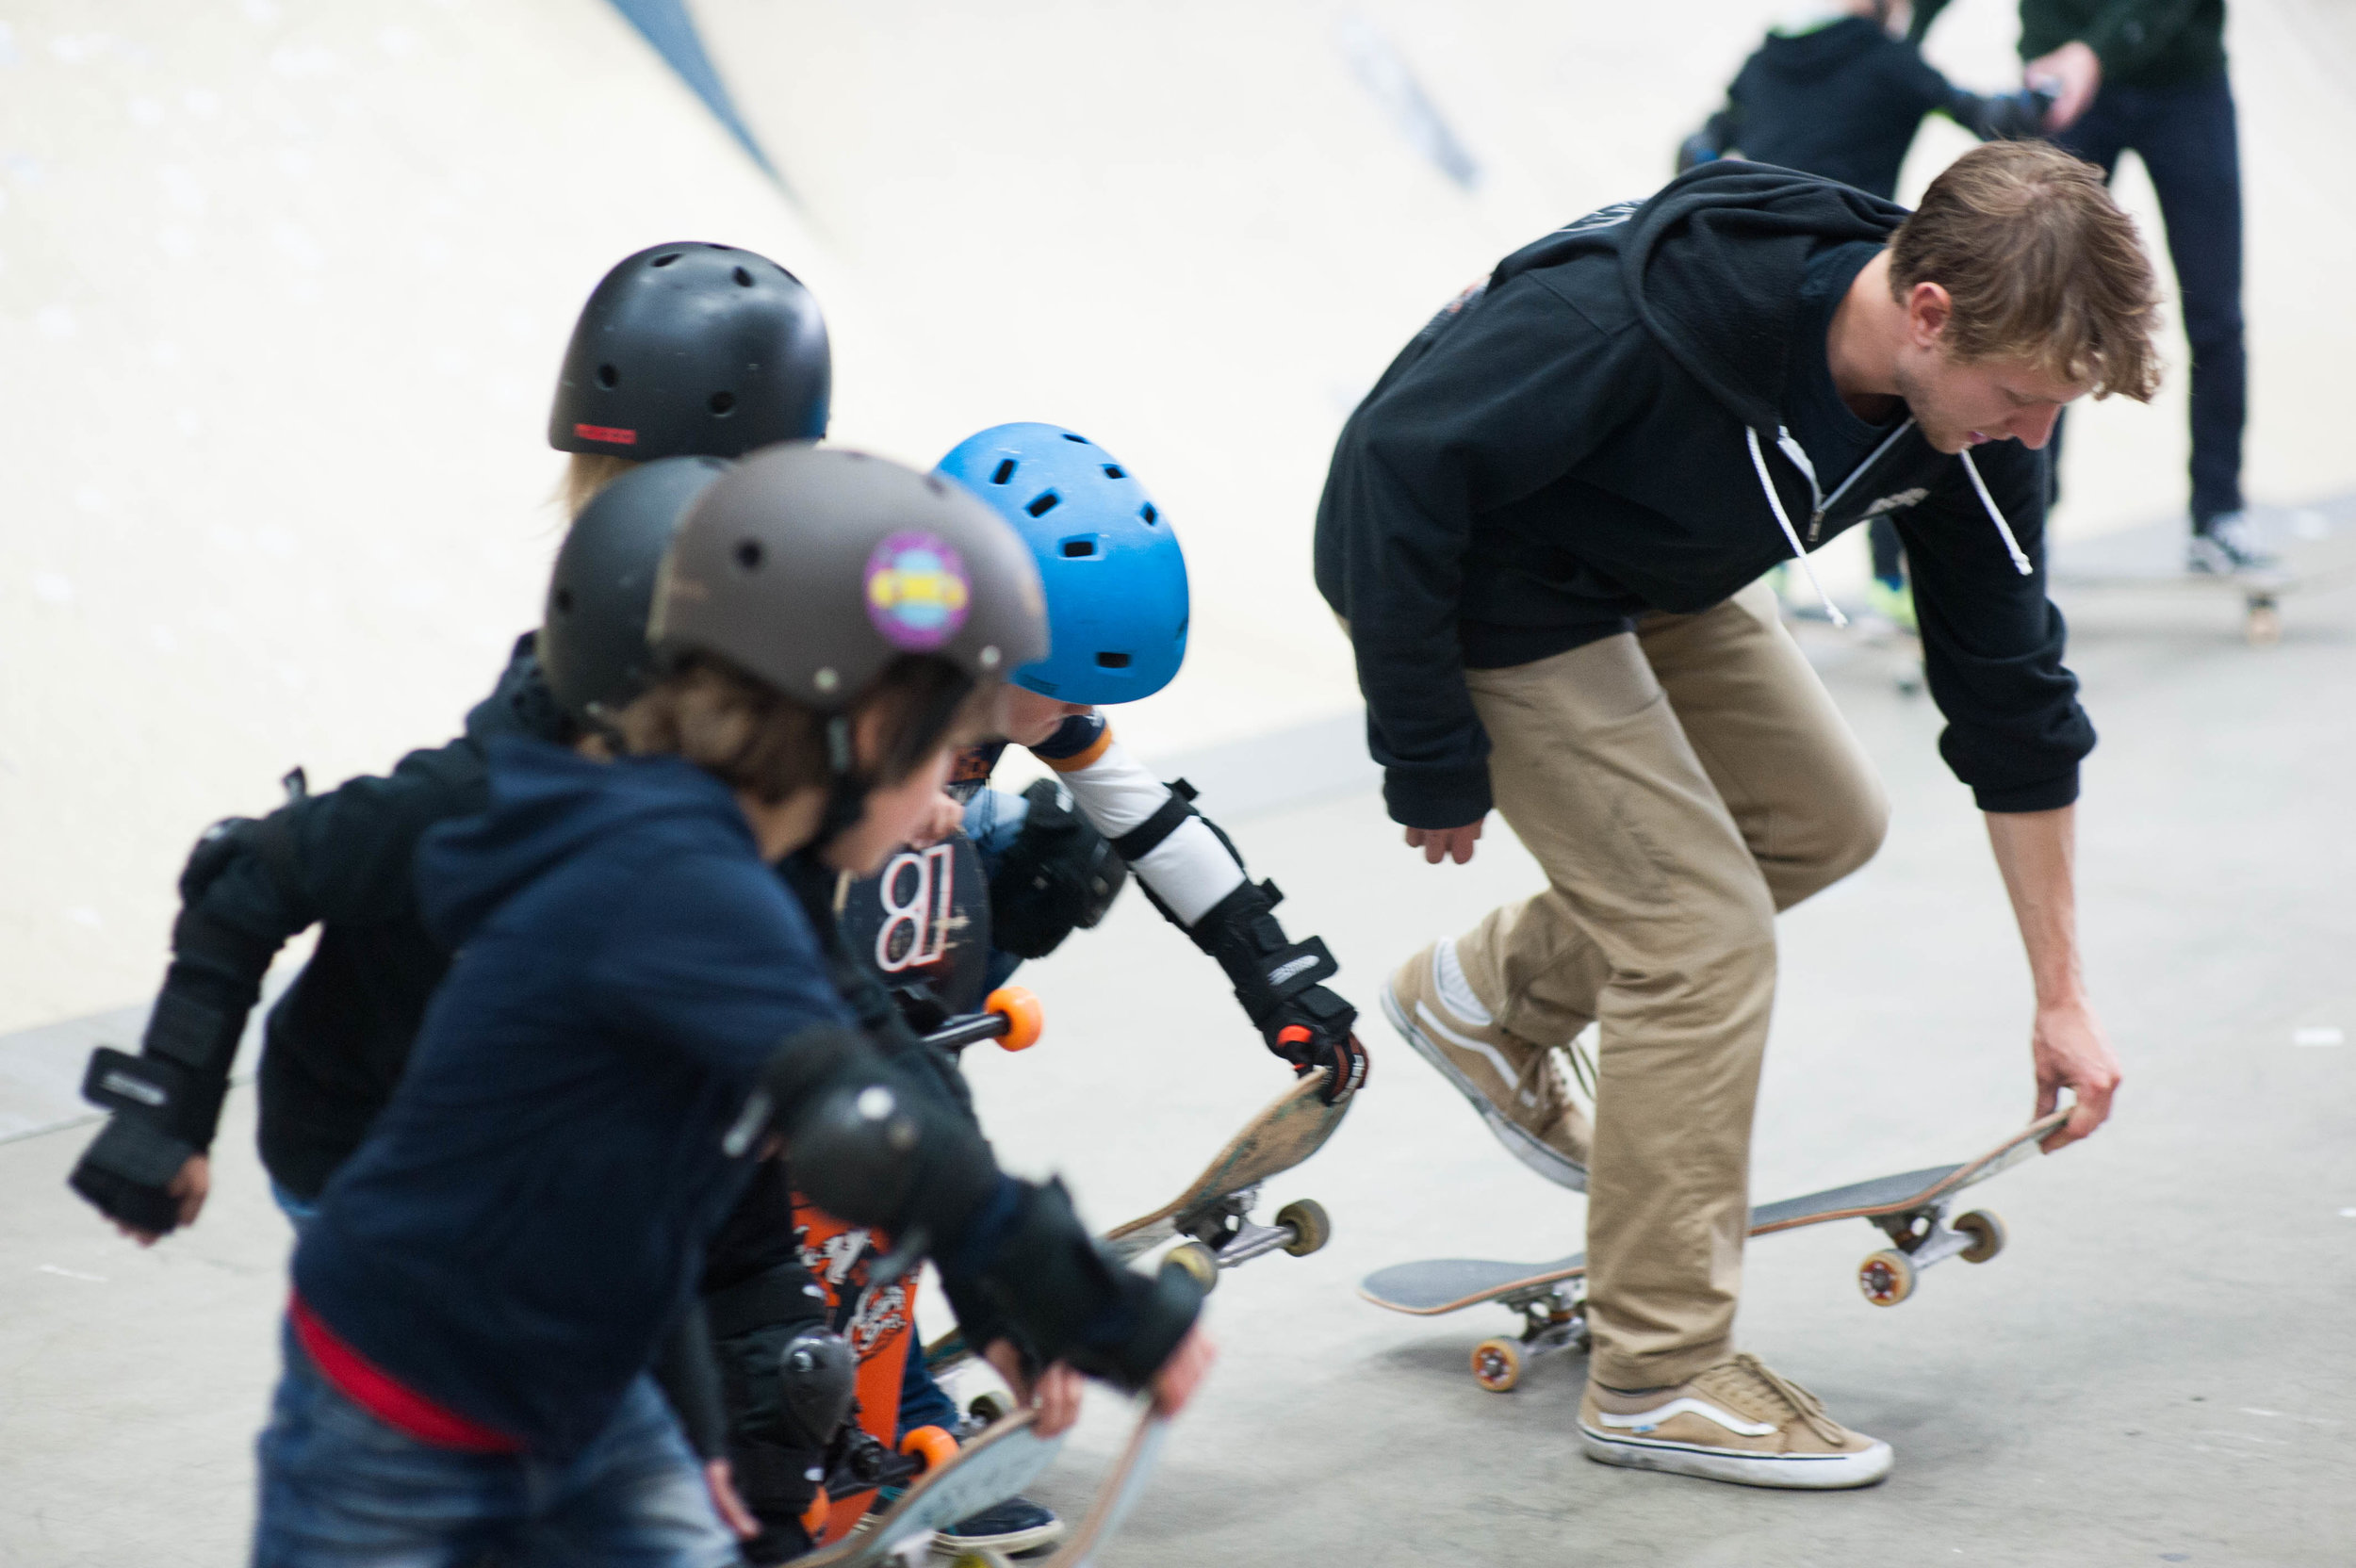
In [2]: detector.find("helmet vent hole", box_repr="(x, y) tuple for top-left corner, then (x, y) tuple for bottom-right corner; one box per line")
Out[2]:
(731, 266), (753, 287)
(1060, 537), (1097, 558)
(733, 540), (764, 571)
(552, 588), (575, 614)
(1095, 652), (1132, 669)
(709, 391), (737, 416)
(1140, 503), (1158, 525)
(990, 459), (1017, 485)
(1102, 465), (1124, 479)
(597, 363), (619, 388)
(1061, 433), (1088, 443)
(651, 253), (680, 268)
(1025, 491), (1060, 518)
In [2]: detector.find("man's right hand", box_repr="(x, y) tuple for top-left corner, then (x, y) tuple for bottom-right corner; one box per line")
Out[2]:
(1404, 819), (1485, 865)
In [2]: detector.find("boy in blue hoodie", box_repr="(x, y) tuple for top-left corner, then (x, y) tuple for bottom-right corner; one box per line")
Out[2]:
(254, 448), (1209, 1566)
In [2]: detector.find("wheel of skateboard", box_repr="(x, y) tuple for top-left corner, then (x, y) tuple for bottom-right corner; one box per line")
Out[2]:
(967, 1391), (1013, 1425)
(1275, 1199), (1332, 1257)
(982, 987), (1043, 1052)
(1169, 1240), (1221, 1294)
(1857, 1249), (1917, 1306)
(1955, 1209), (2006, 1264)
(1470, 1337), (1523, 1393)
(899, 1423), (959, 1474)
(2245, 600), (2282, 647)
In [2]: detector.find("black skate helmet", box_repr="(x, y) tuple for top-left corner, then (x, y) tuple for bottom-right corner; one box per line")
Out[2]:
(540, 455), (732, 727)
(548, 242), (830, 460)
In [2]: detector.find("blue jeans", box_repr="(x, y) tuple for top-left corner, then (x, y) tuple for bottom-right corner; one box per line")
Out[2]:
(2052, 68), (2245, 524)
(253, 1322), (739, 1568)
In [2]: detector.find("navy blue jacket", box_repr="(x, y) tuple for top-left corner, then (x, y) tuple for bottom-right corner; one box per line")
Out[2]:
(293, 737), (850, 1458)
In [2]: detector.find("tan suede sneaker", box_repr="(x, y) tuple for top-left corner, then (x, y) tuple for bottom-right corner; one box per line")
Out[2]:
(1383, 941), (1591, 1188)
(1580, 1354), (1893, 1489)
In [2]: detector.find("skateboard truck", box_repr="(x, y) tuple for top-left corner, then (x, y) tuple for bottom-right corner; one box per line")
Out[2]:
(1857, 1200), (2006, 1306)
(1469, 1282), (1589, 1393)
(1159, 1177), (1329, 1290)
(1166, 1183), (1332, 1292)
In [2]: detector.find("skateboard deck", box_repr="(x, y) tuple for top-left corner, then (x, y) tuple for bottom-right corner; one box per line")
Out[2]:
(1037, 1406), (1171, 1568)
(1362, 1110), (2070, 1391)
(1102, 1064), (1349, 1275)
(793, 1200), (924, 1544)
(925, 1069), (1348, 1388)
(795, 1409), (1064, 1568)
(2049, 508), (2356, 645)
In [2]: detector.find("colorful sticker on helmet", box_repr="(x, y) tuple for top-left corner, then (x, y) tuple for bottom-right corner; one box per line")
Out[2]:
(864, 532), (971, 649)
(573, 422), (637, 446)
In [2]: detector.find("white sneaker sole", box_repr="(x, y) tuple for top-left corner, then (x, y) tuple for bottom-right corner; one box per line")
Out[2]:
(1381, 981), (1588, 1192)
(931, 1517), (1064, 1556)
(1579, 1422), (1893, 1490)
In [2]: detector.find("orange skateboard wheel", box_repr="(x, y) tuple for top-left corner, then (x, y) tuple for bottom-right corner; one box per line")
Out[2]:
(983, 987), (1043, 1052)
(1471, 1338), (1523, 1392)
(899, 1423), (959, 1474)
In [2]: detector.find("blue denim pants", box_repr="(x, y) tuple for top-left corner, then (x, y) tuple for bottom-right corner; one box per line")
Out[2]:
(2052, 68), (2246, 524)
(253, 1321), (740, 1568)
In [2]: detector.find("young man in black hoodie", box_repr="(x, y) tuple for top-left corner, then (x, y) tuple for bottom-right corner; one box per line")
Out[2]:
(1316, 141), (2152, 1488)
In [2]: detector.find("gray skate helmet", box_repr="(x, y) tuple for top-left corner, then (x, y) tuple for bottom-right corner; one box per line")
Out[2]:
(540, 455), (731, 727)
(651, 444), (1047, 710)
(549, 242), (830, 460)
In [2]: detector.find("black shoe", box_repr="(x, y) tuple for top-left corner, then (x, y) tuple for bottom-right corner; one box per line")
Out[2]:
(934, 1495), (1063, 1557)
(2188, 511), (2276, 573)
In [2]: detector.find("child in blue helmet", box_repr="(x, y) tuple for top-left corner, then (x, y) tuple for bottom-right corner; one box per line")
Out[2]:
(850, 426), (1366, 1561)
(935, 424), (1368, 1102)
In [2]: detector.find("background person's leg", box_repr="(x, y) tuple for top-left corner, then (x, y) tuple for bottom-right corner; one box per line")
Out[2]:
(2134, 71), (2248, 528)
(2044, 97), (2135, 513)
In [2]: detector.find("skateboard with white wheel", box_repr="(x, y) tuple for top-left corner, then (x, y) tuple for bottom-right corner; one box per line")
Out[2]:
(1101, 1063), (1351, 1290)
(925, 1065), (1350, 1385)
(1361, 1110), (2071, 1393)
(2048, 508), (2356, 646)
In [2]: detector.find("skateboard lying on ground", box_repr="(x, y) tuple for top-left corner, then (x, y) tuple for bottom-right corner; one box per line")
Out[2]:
(796, 1408), (1064, 1568)
(1101, 1063), (1350, 1290)
(1036, 1404), (1172, 1568)
(927, 1065), (1351, 1385)
(2048, 508), (2356, 645)
(1360, 1110), (2070, 1393)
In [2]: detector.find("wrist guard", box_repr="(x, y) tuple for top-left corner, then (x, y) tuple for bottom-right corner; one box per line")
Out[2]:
(69, 821), (280, 1233)
(1186, 875), (1357, 1045)
(989, 778), (1127, 959)
(945, 1179), (1202, 1392)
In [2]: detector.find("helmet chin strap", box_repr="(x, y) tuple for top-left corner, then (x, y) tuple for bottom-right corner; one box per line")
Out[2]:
(810, 712), (873, 854)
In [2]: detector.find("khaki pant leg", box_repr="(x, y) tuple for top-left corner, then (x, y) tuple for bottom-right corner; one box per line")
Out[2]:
(1635, 580), (1889, 909)
(1460, 634), (1777, 1389)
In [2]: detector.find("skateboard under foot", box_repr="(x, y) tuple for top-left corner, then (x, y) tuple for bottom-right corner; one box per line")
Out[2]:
(1361, 1110), (2070, 1392)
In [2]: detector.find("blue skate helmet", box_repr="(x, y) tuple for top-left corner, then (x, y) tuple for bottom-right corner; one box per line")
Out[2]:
(934, 423), (1187, 706)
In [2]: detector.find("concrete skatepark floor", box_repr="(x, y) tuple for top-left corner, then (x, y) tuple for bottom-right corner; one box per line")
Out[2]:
(6, 553), (2351, 1567)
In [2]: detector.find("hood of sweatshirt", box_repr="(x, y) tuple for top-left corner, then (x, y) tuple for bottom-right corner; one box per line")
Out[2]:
(464, 631), (570, 747)
(417, 735), (754, 952)
(1754, 16), (1892, 86)
(1488, 163), (2034, 619)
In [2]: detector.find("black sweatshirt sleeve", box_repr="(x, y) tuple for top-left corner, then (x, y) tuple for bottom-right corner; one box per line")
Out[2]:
(1317, 274), (1651, 828)
(1897, 443), (2095, 811)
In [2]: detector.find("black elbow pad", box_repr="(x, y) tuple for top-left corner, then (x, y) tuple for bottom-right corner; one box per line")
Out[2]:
(754, 1026), (1000, 1243)
(989, 779), (1128, 959)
